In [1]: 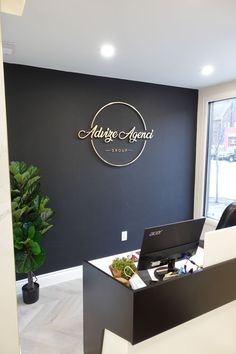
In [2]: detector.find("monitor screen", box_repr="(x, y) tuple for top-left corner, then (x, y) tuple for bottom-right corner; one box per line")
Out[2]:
(137, 218), (205, 271)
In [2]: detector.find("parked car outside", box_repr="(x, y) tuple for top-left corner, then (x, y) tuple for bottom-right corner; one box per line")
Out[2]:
(226, 148), (236, 162)
(210, 146), (236, 162)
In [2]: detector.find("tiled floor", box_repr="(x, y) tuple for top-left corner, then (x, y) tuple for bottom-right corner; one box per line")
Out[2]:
(17, 279), (83, 354)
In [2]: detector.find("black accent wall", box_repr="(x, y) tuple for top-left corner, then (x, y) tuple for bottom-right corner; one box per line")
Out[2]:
(4, 63), (198, 276)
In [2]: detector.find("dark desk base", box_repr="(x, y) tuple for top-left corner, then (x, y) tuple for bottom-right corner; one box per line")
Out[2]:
(83, 257), (236, 354)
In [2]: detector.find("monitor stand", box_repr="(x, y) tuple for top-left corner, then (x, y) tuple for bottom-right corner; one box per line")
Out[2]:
(154, 259), (178, 280)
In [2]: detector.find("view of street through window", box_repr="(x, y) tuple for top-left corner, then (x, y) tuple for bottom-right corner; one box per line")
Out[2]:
(207, 160), (236, 219)
(205, 98), (236, 219)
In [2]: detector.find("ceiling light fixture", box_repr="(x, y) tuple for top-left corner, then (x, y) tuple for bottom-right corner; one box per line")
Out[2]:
(100, 44), (115, 59)
(201, 65), (214, 76)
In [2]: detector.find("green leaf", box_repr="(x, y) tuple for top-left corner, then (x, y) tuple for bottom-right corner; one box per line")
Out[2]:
(11, 201), (19, 211)
(12, 196), (21, 204)
(14, 173), (24, 185)
(14, 241), (23, 250)
(10, 161), (27, 176)
(39, 196), (50, 211)
(40, 208), (53, 221)
(22, 222), (30, 237)
(13, 225), (24, 250)
(41, 224), (53, 235)
(21, 171), (30, 184)
(34, 230), (43, 242)
(11, 189), (21, 198)
(22, 182), (40, 203)
(27, 224), (35, 239)
(27, 165), (39, 179)
(28, 240), (41, 255)
(26, 176), (40, 190)
(12, 207), (28, 222)
(15, 248), (45, 273)
(13, 225), (24, 242)
(33, 195), (40, 210)
(32, 249), (46, 270)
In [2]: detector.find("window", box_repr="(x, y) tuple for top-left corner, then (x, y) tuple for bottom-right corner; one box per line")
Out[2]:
(205, 98), (236, 219)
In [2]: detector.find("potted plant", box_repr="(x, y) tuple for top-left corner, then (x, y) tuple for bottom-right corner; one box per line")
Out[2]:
(10, 161), (53, 304)
(110, 256), (136, 286)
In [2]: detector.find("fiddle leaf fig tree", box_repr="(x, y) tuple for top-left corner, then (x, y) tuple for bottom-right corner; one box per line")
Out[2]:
(10, 161), (53, 290)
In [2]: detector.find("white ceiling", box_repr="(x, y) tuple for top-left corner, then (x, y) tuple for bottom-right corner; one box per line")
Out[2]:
(1, 0), (236, 89)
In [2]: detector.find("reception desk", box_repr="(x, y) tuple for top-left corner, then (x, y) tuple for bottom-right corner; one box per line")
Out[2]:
(83, 248), (236, 354)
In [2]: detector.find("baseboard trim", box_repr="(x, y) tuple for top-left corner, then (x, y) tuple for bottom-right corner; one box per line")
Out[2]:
(16, 265), (83, 295)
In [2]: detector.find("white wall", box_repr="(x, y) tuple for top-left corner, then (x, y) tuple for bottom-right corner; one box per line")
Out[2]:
(194, 79), (236, 235)
(0, 1), (25, 353)
(103, 300), (236, 354)
(0, 27), (20, 354)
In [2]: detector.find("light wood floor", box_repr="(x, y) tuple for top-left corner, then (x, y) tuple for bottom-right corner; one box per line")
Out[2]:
(17, 279), (83, 354)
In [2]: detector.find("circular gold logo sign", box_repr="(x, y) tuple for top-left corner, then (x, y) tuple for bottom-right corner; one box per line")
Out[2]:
(78, 102), (154, 167)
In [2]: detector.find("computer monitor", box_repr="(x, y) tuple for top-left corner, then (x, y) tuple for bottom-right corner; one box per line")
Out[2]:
(138, 218), (205, 272)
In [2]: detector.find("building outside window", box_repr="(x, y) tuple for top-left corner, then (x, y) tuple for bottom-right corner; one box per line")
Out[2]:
(205, 97), (236, 219)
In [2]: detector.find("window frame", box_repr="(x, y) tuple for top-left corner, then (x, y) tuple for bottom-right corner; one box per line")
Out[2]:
(194, 81), (236, 228)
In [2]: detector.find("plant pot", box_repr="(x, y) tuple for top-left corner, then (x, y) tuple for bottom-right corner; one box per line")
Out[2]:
(109, 265), (122, 278)
(109, 266), (130, 286)
(22, 282), (39, 304)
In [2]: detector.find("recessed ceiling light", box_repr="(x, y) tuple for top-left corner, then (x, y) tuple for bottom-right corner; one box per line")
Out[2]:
(201, 65), (214, 76)
(100, 44), (115, 59)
